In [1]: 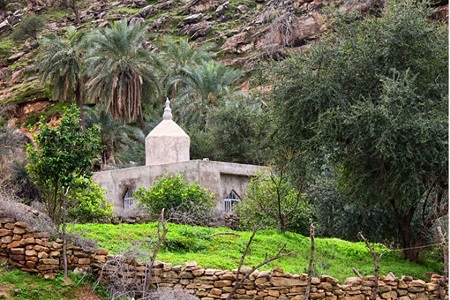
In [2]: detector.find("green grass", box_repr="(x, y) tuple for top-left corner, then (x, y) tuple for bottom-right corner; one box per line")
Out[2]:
(0, 267), (107, 300)
(2, 80), (52, 105)
(69, 223), (442, 282)
(0, 38), (14, 59)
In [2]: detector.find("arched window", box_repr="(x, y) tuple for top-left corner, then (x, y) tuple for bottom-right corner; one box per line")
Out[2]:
(123, 188), (133, 210)
(224, 190), (240, 212)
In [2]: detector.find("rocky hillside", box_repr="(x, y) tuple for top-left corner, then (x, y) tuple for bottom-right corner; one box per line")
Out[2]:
(0, 0), (447, 125)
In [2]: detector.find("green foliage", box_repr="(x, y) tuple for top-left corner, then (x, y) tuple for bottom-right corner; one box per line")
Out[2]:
(11, 15), (44, 42)
(206, 95), (272, 164)
(0, 267), (106, 299)
(84, 18), (161, 124)
(84, 106), (145, 166)
(3, 81), (52, 105)
(134, 174), (214, 224)
(272, 1), (448, 260)
(236, 171), (312, 234)
(171, 60), (242, 129)
(37, 26), (86, 106)
(0, 38), (14, 59)
(70, 222), (442, 282)
(67, 176), (113, 223)
(26, 105), (101, 226)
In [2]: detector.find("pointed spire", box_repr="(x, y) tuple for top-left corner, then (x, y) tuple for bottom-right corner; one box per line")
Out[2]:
(163, 98), (172, 120)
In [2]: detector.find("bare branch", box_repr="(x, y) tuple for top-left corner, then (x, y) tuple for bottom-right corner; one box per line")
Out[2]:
(226, 226), (293, 300)
(305, 222), (315, 300)
(358, 232), (380, 300)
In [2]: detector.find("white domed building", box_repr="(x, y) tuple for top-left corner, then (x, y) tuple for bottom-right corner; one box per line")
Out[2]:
(93, 100), (266, 217)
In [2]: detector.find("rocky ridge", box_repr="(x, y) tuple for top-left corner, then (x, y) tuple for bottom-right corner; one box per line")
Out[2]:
(0, 0), (447, 123)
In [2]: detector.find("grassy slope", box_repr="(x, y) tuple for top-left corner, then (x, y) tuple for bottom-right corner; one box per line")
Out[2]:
(69, 222), (441, 282)
(0, 267), (106, 300)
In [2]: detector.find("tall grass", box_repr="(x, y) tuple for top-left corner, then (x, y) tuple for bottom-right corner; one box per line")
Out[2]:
(69, 222), (442, 282)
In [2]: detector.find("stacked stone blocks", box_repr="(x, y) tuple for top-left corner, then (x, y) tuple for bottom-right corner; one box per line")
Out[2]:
(0, 218), (447, 300)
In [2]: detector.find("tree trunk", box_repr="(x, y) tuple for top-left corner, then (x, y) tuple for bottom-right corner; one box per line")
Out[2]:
(75, 82), (85, 128)
(69, 0), (80, 24)
(61, 187), (68, 278)
(391, 201), (420, 262)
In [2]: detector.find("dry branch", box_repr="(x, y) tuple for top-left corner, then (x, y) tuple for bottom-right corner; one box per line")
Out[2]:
(358, 232), (380, 300)
(143, 209), (169, 298)
(305, 222), (315, 300)
(226, 227), (293, 300)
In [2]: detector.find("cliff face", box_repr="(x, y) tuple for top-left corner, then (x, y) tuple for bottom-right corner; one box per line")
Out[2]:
(0, 0), (447, 123)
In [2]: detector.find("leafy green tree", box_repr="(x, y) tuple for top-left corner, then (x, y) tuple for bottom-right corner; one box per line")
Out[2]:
(37, 27), (87, 125)
(67, 176), (113, 223)
(206, 95), (272, 165)
(84, 107), (145, 167)
(11, 15), (44, 42)
(26, 105), (101, 227)
(273, 1), (447, 261)
(134, 174), (214, 225)
(171, 60), (242, 128)
(236, 171), (311, 234)
(84, 19), (161, 128)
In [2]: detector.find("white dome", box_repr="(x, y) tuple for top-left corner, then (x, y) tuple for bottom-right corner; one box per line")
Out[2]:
(145, 99), (190, 166)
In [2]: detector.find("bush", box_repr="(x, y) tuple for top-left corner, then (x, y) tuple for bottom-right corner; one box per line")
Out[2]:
(134, 174), (214, 225)
(236, 171), (312, 235)
(67, 176), (113, 223)
(11, 15), (44, 42)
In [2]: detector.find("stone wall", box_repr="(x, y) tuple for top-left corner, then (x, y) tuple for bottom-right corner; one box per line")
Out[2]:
(0, 218), (447, 300)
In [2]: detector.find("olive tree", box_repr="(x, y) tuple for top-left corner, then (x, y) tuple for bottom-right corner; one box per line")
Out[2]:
(272, 1), (447, 261)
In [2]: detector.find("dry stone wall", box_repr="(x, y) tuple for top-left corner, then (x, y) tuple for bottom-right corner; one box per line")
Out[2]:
(0, 218), (447, 300)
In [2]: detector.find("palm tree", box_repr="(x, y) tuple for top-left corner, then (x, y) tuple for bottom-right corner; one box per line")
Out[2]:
(159, 37), (214, 99)
(84, 19), (161, 129)
(171, 60), (243, 128)
(84, 107), (145, 168)
(37, 26), (86, 126)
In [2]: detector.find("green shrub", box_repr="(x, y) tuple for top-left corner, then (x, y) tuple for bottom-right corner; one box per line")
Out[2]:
(67, 176), (113, 223)
(134, 174), (214, 225)
(11, 15), (44, 42)
(236, 171), (312, 235)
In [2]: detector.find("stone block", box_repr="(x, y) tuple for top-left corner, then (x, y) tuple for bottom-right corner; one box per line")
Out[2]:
(179, 271), (194, 279)
(21, 237), (35, 245)
(12, 234), (21, 241)
(268, 290), (280, 297)
(38, 264), (59, 271)
(4, 223), (15, 230)
(26, 256), (39, 262)
(10, 247), (25, 255)
(25, 249), (37, 256)
(214, 280), (232, 287)
(9, 254), (25, 261)
(38, 251), (49, 259)
(95, 255), (106, 263)
(219, 272), (235, 280)
(78, 258), (90, 265)
(96, 248), (108, 255)
(270, 277), (306, 287)
(13, 227), (26, 234)
(342, 295), (365, 300)
(210, 288), (222, 296)
(41, 258), (59, 265)
(32, 232), (51, 239)
(7, 240), (21, 249)
(1, 236), (12, 243)
(381, 291), (397, 299)
(14, 221), (28, 228)
(26, 261), (37, 268)
(193, 269), (205, 276)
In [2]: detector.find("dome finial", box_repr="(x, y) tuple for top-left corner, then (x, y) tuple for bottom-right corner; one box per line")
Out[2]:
(163, 98), (172, 120)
